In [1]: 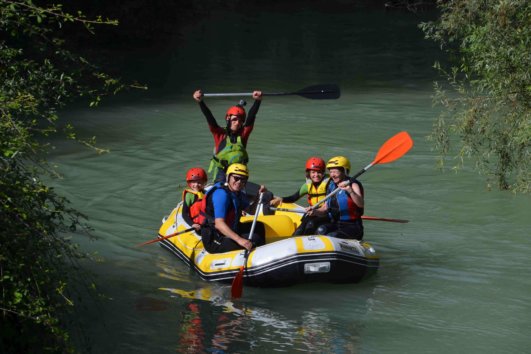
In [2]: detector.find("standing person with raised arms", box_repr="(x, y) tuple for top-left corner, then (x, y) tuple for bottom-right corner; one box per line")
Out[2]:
(193, 89), (262, 183)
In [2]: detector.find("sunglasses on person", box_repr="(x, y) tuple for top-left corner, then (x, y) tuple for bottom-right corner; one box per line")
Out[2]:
(231, 175), (248, 183)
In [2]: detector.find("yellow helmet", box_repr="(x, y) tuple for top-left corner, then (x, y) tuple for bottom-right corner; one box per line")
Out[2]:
(226, 163), (249, 178)
(326, 156), (351, 173)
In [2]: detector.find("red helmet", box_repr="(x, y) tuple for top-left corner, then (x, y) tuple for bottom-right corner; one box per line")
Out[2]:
(186, 167), (207, 182)
(305, 157), (326, 172)
(225, 106), (246, 120)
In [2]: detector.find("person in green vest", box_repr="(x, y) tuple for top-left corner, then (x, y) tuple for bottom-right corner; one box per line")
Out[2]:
(193, 89), (262, 183)
(270, 157), (331, 235)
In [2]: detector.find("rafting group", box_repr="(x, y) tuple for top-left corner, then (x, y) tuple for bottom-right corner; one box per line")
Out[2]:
(183, 89), (366, 255)
(149, 85), (412, 293)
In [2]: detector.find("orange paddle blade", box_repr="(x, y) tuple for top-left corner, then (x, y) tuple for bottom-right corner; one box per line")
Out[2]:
(373, 131), (413, 165)
(231, 266), (245, 298)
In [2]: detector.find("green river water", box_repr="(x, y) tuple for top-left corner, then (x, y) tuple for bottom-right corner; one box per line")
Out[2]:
(49, 7), (530, 353)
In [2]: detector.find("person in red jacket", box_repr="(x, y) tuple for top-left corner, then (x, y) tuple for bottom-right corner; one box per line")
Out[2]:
(181, 167), (208, 231)
(193, 89), (263, 182)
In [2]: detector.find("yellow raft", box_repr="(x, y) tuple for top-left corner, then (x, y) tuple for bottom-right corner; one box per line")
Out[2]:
(158, 202), (379, 287)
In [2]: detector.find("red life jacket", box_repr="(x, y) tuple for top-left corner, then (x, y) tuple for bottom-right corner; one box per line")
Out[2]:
(182, 188), (205, 224)
(195, 184), (221, 226)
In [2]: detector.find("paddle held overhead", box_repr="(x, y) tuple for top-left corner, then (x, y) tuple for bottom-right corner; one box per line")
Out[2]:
(203, 84), (340, 100)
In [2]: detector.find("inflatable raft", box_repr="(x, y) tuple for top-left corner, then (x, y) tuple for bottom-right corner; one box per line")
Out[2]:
(157, 202), (379, 287)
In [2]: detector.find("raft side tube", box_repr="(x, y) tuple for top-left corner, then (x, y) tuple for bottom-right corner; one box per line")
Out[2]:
(240, 214), (297, 242)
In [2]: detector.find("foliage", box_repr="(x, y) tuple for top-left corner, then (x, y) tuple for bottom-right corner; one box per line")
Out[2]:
(0, 159), (86, 353)
(420, 0), (530, 193)
(0, 0), (123, 352)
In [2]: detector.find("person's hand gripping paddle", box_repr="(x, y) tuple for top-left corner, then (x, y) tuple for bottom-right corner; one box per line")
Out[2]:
(231, 192), (264, 299)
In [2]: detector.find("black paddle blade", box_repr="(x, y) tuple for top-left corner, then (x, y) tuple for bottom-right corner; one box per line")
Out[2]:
(296, 84), (340, 99)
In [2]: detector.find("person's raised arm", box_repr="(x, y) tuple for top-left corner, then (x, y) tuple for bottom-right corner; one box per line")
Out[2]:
(193, 89), (219, 128)
(244, 90), (262, 127)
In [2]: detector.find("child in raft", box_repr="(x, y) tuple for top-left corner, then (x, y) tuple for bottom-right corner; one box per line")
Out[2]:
(181, 167), (208, 231)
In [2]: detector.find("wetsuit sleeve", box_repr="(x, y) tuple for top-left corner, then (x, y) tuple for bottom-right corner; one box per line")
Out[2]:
(211, 189), (230, 219)
(281, 183), (308, 203)
(199, 101), (227, 151)
(199, 101), (220, 128)
(243, 100), (261, 127)
(182, 193), (195, 225)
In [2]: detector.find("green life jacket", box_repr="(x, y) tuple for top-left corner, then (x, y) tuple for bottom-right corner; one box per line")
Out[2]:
(208, 135), (249, 180)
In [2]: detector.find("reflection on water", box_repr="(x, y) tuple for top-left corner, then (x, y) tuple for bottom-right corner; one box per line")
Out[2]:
(177, 302), (206, 353)
(161, 281), (365, 353)
(155, 244), (369, 351)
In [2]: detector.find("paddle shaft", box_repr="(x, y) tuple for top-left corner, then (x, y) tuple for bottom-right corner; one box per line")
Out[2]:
(231, 193), (263, 298)
(270, 207), (408, 223)
(247, 193), (264, 242)
(203, 84), (339, 100)
(270, 207), (305, 213)
(204, 92), (318, 97)
(204, 92), (279, 97)
(362, 216), (409, 223)
(241, 193), (264, 259)
(138, 227), (194, 247)
(310, 163), (372, 210)
(310, 132), (413, 210)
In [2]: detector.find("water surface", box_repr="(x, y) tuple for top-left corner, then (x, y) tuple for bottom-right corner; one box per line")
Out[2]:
(51, 7), (531, 353)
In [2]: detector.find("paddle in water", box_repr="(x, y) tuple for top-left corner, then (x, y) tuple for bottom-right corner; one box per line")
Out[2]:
(231, 193), (264, 299)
